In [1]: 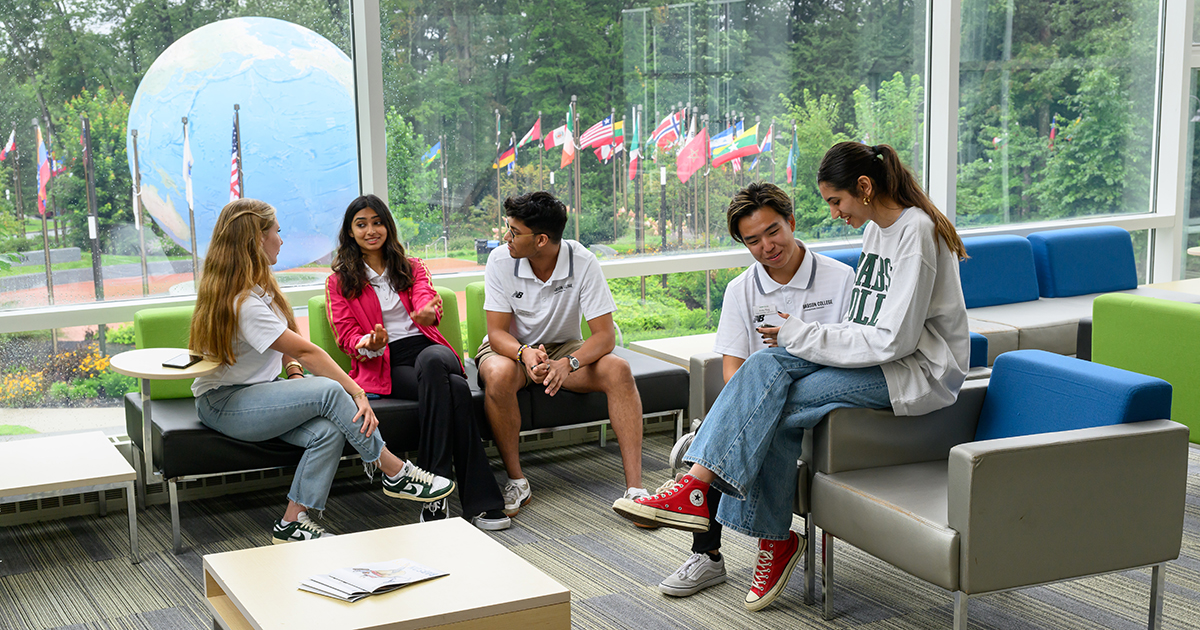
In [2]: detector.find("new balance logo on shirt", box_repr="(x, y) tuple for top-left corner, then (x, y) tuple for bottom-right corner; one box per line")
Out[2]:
(512, 291), (524, 299)
(847, 253), (892, 326)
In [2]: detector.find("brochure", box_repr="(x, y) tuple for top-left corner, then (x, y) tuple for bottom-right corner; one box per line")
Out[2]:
(299, 558), (448, 602)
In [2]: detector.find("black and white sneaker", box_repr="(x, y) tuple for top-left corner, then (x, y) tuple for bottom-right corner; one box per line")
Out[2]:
(383, 461), (455, 502)
(419, 498), (449, 523)
(271, 512), (333, 544)
(471, 509), (512, 531)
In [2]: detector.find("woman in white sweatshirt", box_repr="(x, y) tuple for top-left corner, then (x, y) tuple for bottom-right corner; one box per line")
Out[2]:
(613, 141), (969, 611)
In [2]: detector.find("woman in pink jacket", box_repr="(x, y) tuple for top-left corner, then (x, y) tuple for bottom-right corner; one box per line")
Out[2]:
(326, 194), (509, 530)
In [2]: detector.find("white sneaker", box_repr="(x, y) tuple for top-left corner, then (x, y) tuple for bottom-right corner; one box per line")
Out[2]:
(670, 431), (696, 473)
(623, 487), (659, 529)
(272, 512), (335, 544)
(659, 552), (727, 596)
(471, 509), (513, 531)
(383, 460), (455, 502)
(502, 478), (532, 516)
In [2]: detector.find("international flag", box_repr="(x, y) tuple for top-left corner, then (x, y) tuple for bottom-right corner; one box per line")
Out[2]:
(579, 115), (614, 149)
(748, 123), (773, 170)
(561, 106), (576, 168)
(713, 124), (760, 167)
(494, 138), (516, 170)
(518, 117), (541, 148)
(650, 109), (685, 150)
(710, 124), (736, 160)
(421, 141), (441, 167)
(731, 158), (742, 173)
(594, 144), (614, 163)
(628, 106), (640, 181)
(183, 122), (195, 208)
(613, 120), (625, 153)
(1049, 113), (1058, 149)
(229, 114), (241, 202)
(51, 151), (67, 176)
(36, 126), (50, 214)
(677, 128), (708, 184)
(545, 124), (569, 150)
(0, 129), (13, 161)
(786, 126), (797, 183)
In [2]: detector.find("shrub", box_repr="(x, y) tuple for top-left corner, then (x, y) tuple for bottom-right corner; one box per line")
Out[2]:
(104, 323), (136, 345)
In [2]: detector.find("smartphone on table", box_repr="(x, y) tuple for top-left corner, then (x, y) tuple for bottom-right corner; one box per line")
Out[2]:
(162, 353), (202, 369)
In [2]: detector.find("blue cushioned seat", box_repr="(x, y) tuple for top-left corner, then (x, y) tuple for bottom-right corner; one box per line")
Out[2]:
(958, 235), (1040, 309)
(974, 350), (1172, 441)
(969, 332), (987, 369)
(1027, 226), (1137, 298)
(821, 247), (861, 270)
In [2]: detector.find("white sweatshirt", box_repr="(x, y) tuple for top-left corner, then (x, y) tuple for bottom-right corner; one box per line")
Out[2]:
(776, 208), (969, 416)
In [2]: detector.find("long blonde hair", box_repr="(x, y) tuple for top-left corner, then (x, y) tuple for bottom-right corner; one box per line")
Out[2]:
(190, 199), (297, 365)
(817, 142), (967, 260)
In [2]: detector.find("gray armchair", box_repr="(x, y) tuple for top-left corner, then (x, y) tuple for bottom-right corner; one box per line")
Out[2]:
(810, 350), (1187, 629)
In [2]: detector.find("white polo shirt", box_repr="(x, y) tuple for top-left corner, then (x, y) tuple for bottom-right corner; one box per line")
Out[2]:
(192, 288), (289, 397)
(714, 241), (855, 360)
(483, 239), (617, 345)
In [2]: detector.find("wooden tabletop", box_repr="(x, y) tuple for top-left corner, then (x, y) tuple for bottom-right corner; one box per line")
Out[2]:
(204, 518), (569, 630)
(0, 431), (135, 499)
(109, 347), (220, 380)
(628, 332), (717, 369)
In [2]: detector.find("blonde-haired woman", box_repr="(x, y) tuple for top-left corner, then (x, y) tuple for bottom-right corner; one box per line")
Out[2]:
(189, 199), (455, 544)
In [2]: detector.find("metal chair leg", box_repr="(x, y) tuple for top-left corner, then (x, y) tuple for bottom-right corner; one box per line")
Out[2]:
(953, 591), (969, 630)
(1149, 563), (1165, 630)
(822, 531), (835, 620)
(675, 410), (684, 442)
(125, 480), (139, 564)
(170, 480), (182, 555)
(132, 444), (146, 511)
(804, 516), (816, 605)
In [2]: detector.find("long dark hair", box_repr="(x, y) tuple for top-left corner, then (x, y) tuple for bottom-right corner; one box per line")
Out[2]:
(331, 194), (413, 300)
(817, 142), (966, 260)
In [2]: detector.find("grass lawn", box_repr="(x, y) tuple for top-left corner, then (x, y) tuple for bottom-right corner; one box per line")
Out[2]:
(0, 251), (187, 279)
(0, 425), (37, 436)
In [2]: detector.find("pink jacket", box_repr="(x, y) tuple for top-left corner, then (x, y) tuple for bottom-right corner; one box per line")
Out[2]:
(325, 258), (460, 395)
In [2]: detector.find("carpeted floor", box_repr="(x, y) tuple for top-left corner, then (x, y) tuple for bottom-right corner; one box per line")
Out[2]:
(1, 433), (1198, 629)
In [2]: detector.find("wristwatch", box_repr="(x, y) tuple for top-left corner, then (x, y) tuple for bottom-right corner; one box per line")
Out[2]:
(567, 355), (580, 372)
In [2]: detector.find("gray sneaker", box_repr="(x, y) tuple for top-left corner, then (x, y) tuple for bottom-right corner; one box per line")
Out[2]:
(502, 478), (532, 516)
(659, 552), (726, 596)
(669, 431), (696, 474)
(471, 509), (512, 531)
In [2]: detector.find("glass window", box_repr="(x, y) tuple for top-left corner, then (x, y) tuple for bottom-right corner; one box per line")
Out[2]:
(378, 0), (926, 264)
(1183, 69), (1200, 279)
(957, 0), (1159, 227)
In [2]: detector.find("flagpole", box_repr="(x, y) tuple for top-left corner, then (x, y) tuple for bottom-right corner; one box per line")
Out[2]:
(131, 129), (149, 296)
(234, 104), (244, 196)
(495, 109), (501, 232)
(769, 117), (777, 184)
(82, 114), (106, 353)
(183, 117), (199, 285)
(703, 113), (711, 325)
(537, 111), (544, 191)
(440, 134), (448, 244)
(611, 107), (618, 241)
(635, 105), (645, 305)
(571, 95), (580, 241)
(34, 119), (54, 309)
(12, 127), (23, 221)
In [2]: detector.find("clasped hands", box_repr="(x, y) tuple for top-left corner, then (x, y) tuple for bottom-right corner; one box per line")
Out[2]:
(520, 344), (571, 396)
(354, 295), (445, 353)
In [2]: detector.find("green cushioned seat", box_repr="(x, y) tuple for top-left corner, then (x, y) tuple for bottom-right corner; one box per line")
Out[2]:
(310, 285), (464, 364)
(134, 305), (198, 400)
(464, 281), (591, 359)
(1092, 293), (1200, 442)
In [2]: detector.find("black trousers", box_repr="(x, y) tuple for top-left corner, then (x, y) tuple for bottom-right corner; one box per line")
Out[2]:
(385, 336), (504, 516)
(692, 486), (723, 553)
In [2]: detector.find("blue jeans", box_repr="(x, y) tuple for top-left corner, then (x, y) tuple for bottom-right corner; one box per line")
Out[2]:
(684, 347), (890, 541)
(196, 377), (385, 512)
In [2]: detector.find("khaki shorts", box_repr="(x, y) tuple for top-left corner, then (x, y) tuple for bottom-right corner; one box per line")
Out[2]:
(475, 338), (586, 388)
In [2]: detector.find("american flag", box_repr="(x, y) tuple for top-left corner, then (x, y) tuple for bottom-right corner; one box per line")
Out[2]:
(229, 113), (242, 202)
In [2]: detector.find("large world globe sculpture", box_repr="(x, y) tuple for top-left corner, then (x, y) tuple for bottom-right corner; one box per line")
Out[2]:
(127, 17), (357, 270)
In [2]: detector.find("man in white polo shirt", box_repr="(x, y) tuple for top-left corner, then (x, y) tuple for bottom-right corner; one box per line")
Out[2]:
(653, 182), (854, 598)
(476, 191), (647, 517)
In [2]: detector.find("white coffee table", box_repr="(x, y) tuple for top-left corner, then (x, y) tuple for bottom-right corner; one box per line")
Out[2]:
(628, 332), (717, 369)
(0, 431), (140, 563)
(109, 347), (219, 517)
(204, 517), (570, 630)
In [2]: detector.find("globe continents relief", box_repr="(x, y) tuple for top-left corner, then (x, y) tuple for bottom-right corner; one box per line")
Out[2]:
(127, 17), (357, 270)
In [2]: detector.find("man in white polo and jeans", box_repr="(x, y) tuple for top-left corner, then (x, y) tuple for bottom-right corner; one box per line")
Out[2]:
(476, 191), (648, 517)
(654, 181), (854, 597)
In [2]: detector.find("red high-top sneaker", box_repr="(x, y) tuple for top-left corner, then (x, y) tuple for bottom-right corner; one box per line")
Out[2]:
(611, 474), (711, 532)
(744, 531), (804, 611)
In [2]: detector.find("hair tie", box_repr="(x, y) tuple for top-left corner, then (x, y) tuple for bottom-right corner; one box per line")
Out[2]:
(872, 145), (883, 159)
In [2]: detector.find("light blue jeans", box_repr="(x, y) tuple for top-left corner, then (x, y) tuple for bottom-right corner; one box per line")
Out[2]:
(196, 377), (384, 512)
(685, 347), (890, 541)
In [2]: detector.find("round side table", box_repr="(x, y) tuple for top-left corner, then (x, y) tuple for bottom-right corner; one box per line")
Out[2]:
(110, 348), (219, 513)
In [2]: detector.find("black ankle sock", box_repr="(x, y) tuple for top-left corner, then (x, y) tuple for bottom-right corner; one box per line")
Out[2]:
(706, 551), (722, 562)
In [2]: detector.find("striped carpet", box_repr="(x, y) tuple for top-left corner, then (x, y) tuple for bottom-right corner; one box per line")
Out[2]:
(1, 433), (1198, 629)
